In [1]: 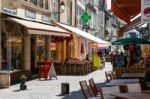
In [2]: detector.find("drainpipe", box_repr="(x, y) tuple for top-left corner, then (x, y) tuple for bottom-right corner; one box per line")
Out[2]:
(74, 0), (77, 27)
(58, 0), (60, 22)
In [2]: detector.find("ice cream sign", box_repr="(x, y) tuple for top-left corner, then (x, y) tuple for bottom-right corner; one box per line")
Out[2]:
(141, 0), (150, 23)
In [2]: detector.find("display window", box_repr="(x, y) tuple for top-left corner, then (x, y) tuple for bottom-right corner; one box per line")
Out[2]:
(36, 36), (46, 61)
(1, 32), (23, 71)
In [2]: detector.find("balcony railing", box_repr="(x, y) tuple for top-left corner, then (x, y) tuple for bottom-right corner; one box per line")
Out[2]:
(24, 0), (48, 10)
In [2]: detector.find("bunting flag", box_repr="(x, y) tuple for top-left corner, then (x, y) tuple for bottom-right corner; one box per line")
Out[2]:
(81, 43), (84, 54)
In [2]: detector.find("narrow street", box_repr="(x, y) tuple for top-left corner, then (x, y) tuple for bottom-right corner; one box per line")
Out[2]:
(0, 0), (149, 99)
(0, 62), (112, 99)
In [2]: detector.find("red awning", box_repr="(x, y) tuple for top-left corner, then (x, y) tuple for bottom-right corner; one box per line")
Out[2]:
(111, 0), (141, 24)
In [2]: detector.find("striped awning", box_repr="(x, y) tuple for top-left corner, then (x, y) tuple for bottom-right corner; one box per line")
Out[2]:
(10, 17), (70, 37)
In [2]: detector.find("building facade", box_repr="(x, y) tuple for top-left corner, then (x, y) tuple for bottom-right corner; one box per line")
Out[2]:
(0, 0), (70, 86)
(0, 0), (108, 86)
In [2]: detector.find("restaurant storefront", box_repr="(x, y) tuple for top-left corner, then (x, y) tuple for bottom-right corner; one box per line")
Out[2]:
(53, 21), (108, 60)
(0, 15), (69, 87)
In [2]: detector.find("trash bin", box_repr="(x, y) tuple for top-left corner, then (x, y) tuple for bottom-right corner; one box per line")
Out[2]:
(61, 83), (69, 95)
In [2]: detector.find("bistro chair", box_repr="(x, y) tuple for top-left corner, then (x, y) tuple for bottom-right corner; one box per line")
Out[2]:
(133, 59), (144, 68)
(127, 83), (141, 92)
(105, 71), (117, 82)
(79, 80), (94, 99)
(76, 62), (84, 75)
(62, 61), (71, 75)
(88, 78), (104, 99)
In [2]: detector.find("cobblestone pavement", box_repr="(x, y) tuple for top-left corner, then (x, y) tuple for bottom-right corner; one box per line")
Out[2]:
(0, 62), (112, 99)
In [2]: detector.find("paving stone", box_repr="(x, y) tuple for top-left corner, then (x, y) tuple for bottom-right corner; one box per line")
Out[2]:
(0, 62), (112, 99)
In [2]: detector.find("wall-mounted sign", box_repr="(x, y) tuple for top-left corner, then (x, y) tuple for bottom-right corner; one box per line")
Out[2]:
(42, 15), (50, 23)
(141, 0), (150, 23)
(25, 10), (36, 19)
(2, 7), (17, 15)
(2, 0), (21, 8)
(81, 11), (91, 23)
(50, 43), (56, 50)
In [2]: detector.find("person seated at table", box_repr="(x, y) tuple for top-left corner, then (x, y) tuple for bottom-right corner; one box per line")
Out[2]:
(144, 55), (150, 67)
(133, 58), (144, 68)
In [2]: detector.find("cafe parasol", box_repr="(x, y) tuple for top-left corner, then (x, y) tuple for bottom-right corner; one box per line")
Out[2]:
(111, 37), (150, 45)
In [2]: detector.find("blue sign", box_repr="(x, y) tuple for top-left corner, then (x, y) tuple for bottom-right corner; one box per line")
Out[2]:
(129, 32), (137, 38)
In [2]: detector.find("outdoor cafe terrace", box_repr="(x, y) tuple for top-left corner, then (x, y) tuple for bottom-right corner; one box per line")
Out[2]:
(53, 58), (96, 75)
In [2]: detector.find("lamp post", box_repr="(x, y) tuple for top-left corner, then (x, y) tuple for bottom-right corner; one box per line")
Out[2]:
(47, 0), (65, 60)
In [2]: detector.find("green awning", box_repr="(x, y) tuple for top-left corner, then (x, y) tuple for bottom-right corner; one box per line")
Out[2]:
(112, 37), (150, 45)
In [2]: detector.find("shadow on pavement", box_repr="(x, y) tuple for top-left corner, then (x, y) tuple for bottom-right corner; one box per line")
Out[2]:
(58, 81), (107, 99)
(96, 81), (107, 88)
(57, 90), (84, 99)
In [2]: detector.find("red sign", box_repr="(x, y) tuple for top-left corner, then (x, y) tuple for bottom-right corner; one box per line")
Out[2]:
(90, 44), (98, 48)
(39, 61), (52, 80)
(50, 43), (56, 50)
(90, 43), (109, 49)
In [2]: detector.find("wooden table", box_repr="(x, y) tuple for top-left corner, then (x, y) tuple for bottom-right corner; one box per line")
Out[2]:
(106, 79), (139, 86)
(106, 79), (139, 93)
(121, 73), (146, 79)
(111, 92), (150, 99)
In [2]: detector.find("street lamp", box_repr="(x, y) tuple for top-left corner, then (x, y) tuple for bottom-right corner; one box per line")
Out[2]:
(60, 1), (65, 13)
(51, 1), (65, 13)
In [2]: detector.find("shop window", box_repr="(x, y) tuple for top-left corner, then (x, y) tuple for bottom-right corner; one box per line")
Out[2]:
(36, 36), (46, 62)
(0, 21), (24, 71)
(51, 50), (58, 61)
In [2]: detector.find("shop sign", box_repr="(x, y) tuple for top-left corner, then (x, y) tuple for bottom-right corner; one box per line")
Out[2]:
(1, 0), (21, 8)
(51, 43), (56, 50)
(141, 0), (150, 23)
(25, 10), (36, 19)
(81, 11), (91, 23)
(42, 15), (50, 23)
(90, 44), (98, 48)
(2, 7), (17, 15)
